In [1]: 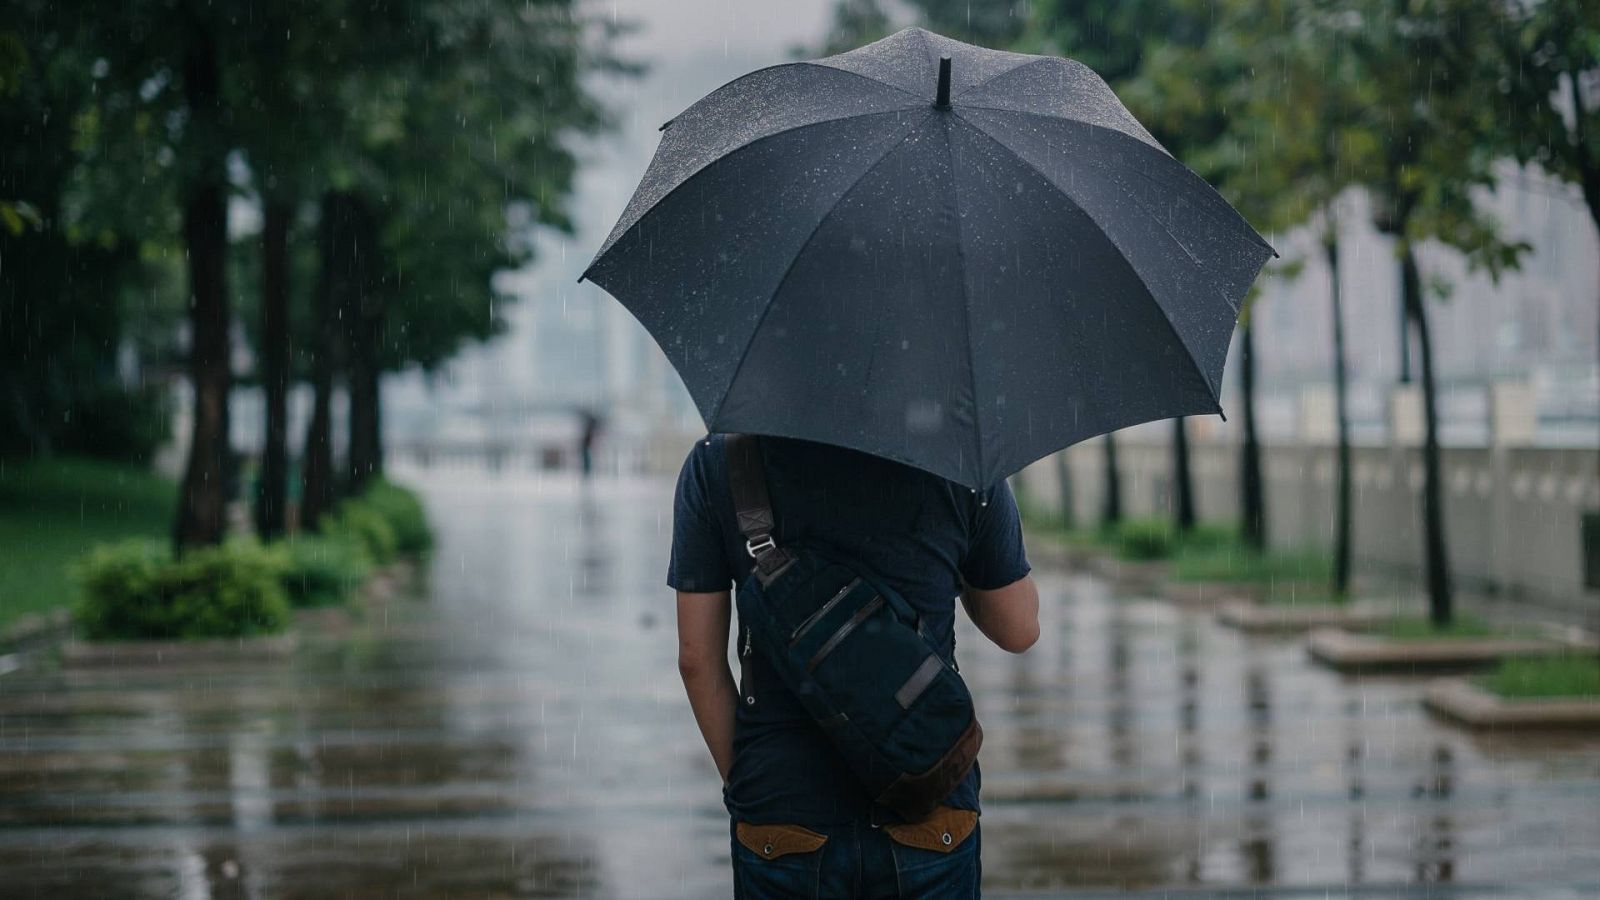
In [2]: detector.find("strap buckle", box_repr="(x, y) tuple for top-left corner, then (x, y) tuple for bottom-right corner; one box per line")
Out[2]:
(746, 535), (776, 558)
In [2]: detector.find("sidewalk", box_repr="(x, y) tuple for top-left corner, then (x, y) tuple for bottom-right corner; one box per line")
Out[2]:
(0, 469), (1596, 897)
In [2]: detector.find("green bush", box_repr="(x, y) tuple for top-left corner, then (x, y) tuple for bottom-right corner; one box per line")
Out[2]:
(74, 539), (291, 640)
(1115, 518), (1176, 561)
(359, 479), (432, 557)
(320, 500), (399, 565)
(273, 534), (372, 608)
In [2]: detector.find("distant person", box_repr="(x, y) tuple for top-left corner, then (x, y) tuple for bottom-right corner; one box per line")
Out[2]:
(671, 434), (1039, 898)
(578, 411), (602, 478)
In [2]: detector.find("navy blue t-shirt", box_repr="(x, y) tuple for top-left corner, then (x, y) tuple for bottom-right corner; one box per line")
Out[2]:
(668, 434), (1030, 826)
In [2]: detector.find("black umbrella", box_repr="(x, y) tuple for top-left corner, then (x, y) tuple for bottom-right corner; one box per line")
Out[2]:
(582, 27), (1275, 489)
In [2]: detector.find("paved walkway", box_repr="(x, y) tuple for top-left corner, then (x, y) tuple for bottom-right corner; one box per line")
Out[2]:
(2, 470), (1598, 898)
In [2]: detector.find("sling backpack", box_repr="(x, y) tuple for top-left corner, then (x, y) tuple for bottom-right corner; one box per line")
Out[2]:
(726, 433), (982, 822)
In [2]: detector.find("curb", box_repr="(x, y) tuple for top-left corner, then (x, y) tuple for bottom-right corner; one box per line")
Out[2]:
(1217, 601), (1393, 634)
(1424, 677), (1600, 729)
(1307, 627), (1571, 674)
(0, 608), (73, 653)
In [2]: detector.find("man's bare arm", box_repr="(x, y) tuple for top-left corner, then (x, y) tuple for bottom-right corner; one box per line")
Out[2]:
(676, 590), (738, 782)
(961, 575), (1040, 653)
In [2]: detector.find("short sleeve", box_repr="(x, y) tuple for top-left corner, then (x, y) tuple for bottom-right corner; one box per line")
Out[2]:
(666, 442), (735, 593)
(959, 479), (1031, 590)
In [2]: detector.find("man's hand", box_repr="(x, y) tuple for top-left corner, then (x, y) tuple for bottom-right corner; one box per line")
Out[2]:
(676, 590), (738, 783)
(961, 575), (1040, 653)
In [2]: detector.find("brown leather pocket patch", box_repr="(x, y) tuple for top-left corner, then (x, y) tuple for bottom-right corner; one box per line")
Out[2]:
(736, 822), (829, 860)
(884, 806), (978, 853)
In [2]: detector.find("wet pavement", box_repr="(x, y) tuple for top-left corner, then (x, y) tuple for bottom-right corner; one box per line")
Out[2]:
(2, 470), (1599, 898)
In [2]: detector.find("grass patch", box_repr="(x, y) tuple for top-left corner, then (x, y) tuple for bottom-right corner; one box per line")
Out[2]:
(1024, 513), (1337, 592)
(1114, 518), (1174, 561)
(1019, 511), (1111, 548)
(1170, 543), (1332, 586)
(1482, 655), (1600, 699)
(1261, 584), (1350, 607)
(0, 457), (176, 633)
(1378, 615), (1502, 641)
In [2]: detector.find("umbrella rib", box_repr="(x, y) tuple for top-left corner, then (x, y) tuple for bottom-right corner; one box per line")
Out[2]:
(585, 108), (921, 275)
(801, 60), (923, 101)
(958, 105), (1276, 256)
(948, 55), (1056, 101)
(938, 116), (987, 487)
(952, 117), (1225, 401)
(662, 61), (922, 131)
(708, 111), (936, 429)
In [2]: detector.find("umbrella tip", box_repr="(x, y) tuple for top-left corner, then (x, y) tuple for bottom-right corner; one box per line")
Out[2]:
(934, 56), (951, 109)
(1217, 408), (1228, 423)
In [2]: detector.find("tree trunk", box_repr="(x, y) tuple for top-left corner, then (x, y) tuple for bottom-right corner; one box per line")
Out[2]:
(172, 25), (231, 552)
(1239, 321), (1265, 553)
(1327, 234), (1354, 598)
(299, 192), (344, 530)
(1397, 279), (1412, 384)
(1172, 417), (1195, 534)
(1401, 243), (1453, 627)
(1054, 450), (1074, 532)
(1101, 432), (1122, 530)
(344, 195), (383, 495)
(1562, 68), (1600, 664)
(255, 197), (291, 540)
(1561, 68), (1600, 451)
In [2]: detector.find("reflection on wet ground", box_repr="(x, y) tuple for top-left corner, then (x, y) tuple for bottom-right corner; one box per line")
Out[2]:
(3, 471), (1599, 898)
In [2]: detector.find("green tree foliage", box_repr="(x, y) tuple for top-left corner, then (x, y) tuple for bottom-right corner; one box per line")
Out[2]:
(1034, 0), (1250, 539)
(0, 2), (175, 462)
(53, 1), (246, 548)
(1496, 0), (1600, 235)
(293, 0), (623, 504)
(1338, 0), (1528, 626)
(6, 1), (619, 545)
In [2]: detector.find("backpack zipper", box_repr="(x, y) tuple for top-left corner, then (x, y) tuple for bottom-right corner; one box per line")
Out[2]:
(740, 626), (756, 705)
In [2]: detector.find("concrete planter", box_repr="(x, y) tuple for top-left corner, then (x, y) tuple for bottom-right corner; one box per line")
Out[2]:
(1218, 601), (1393, 635)
(1425, 678), (1600, 729)
(50, 561), (416, 668)
(61, 632), (300, 667)
(1306, 627), (1569, 674)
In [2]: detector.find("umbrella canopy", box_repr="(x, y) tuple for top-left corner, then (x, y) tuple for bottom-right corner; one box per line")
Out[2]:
(582, 27), (1275, 489)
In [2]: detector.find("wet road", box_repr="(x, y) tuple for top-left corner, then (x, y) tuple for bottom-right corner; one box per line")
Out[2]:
(2, 470), (1599, 898)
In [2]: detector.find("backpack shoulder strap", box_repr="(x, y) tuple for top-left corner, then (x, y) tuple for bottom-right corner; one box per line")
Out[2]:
(725, 434), (795, 583)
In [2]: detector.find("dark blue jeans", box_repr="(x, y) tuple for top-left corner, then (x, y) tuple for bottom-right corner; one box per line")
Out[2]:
(731, 818), (981, 899)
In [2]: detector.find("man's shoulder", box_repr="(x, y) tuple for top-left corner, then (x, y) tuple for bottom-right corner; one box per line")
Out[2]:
(675, 435), (727, 501)
(683, 433), (725, 472)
